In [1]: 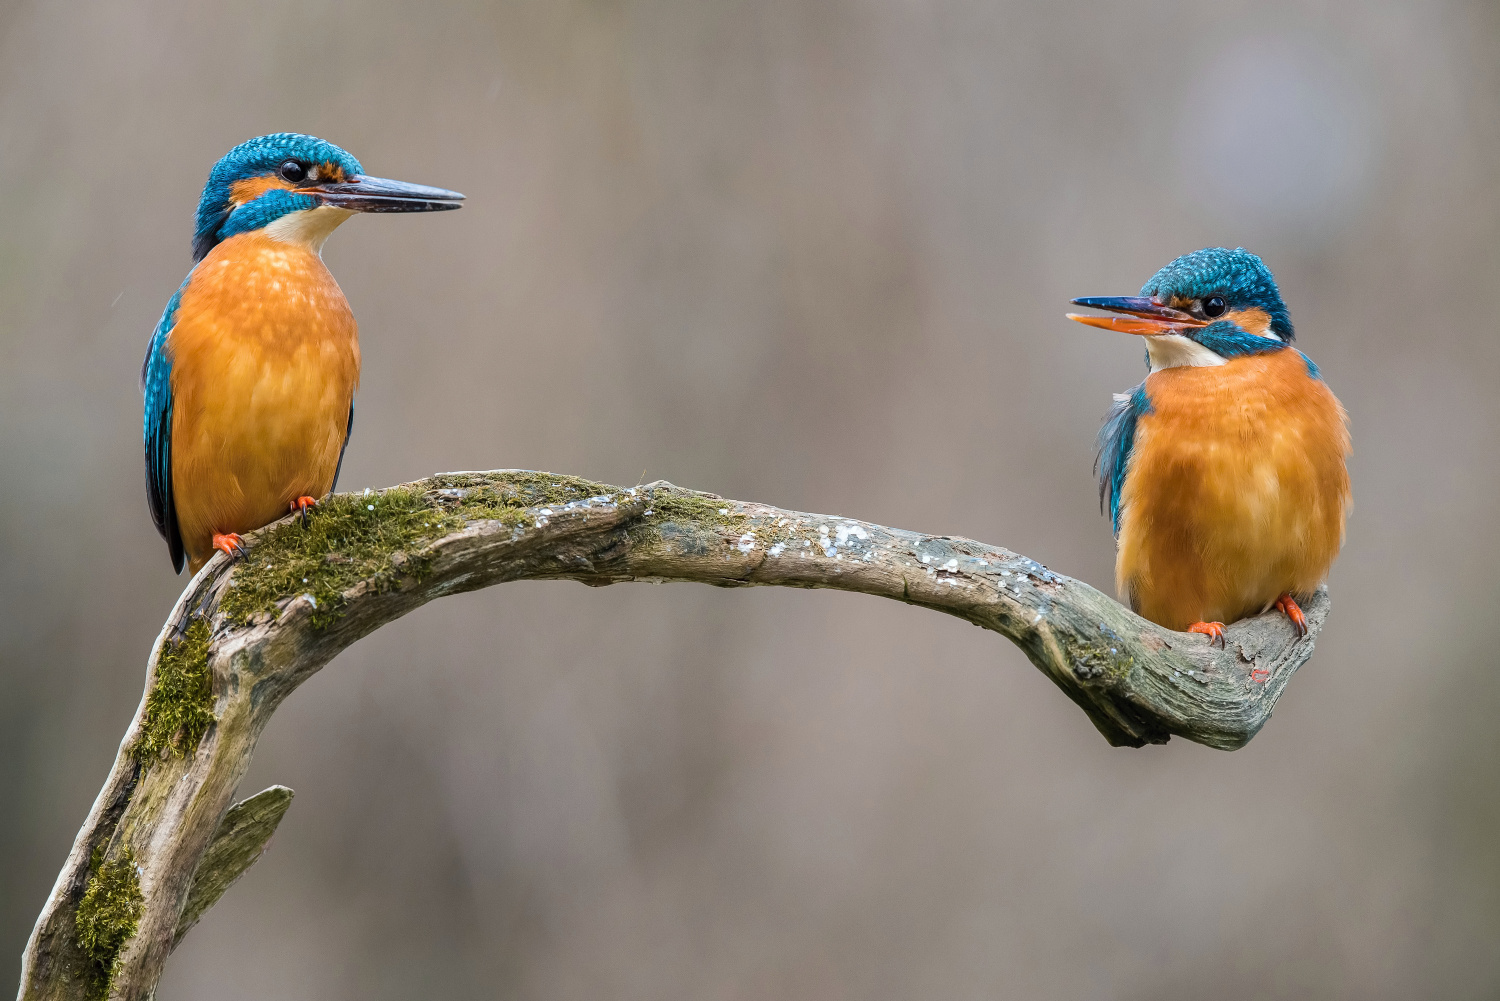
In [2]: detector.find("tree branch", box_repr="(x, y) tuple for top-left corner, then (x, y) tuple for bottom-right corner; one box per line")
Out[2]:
(172, 786), (292, 948)
(18, 470), (1329, 1000)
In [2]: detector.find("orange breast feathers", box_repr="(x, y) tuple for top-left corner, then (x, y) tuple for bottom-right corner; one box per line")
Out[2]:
(1115, 348), (1351, 631)
(168, 232), (360, 571)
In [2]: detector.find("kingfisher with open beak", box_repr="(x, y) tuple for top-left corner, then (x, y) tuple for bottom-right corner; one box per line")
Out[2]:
(143, 133), (463, 574)
(1067, 248), (1351, 646)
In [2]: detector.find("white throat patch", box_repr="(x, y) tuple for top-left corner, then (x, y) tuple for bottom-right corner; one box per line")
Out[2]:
(263, 205), (355, 255)
(1145, 333), (1227, 371)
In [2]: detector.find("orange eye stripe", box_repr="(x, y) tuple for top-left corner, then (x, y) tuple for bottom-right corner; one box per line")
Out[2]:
(228, 174), (294, 206)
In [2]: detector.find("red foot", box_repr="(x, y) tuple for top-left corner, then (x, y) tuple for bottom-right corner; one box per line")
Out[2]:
(1274, 593), (1308, 637)
(212, 532), (246, 560)
(1250, 667), (1270, 684)
(1188, 621), (1227, 648)
(290, 495), (319, 525)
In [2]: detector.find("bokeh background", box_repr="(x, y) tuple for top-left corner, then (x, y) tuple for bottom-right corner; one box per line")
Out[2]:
(3, 0), (1498, 997)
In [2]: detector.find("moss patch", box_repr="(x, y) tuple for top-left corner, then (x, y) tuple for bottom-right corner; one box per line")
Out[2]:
(645, 490), (747, 526)
(634, 488), (755, 543)
(430, 470), (612, 515)
(136, 619), (215, 761)
(217, 487), (454, 628)
(1070, 642), (1135, 682)
(218, 473), (618, 629)
(76, 844), (143, 1000)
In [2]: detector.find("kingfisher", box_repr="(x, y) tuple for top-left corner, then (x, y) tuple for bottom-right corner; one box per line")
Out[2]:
(142, 134), (463, 574)
(1066, 248), (1350, 646)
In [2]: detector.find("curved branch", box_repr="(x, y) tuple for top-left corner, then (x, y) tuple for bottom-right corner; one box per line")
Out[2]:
(18, 470), (1329, 1000)
(173, 786), (293, 948)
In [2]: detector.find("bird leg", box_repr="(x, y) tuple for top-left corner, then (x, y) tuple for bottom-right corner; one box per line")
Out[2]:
(1188, 621), (1227, 648)
(1274, 593), (1308, 637)
(212, 532), (246, 560)
(290, 495), (319, 526)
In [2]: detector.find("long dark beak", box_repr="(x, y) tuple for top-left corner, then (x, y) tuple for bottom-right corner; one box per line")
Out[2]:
(307, 174), (465, 213)
(1065, 296), (1204, 336)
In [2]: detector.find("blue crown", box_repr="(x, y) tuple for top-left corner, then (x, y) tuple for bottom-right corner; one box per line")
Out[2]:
(1140, 247), (1293, 342)
(192, 134), (363, 261)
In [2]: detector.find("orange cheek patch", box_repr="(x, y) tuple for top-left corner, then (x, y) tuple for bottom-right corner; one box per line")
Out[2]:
(1227, 307), (1274, 338)
(318, 162), (349, 184)
(229, 175), (295, 206)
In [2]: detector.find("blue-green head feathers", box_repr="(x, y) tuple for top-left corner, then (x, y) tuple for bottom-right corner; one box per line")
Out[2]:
(192, 134), (362, 262)
(1140, 247), (1293, 343)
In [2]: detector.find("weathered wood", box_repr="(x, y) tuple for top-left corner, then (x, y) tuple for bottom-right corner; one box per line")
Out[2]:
(172, 786), (293, 948)
(18, 470), (1330, 1000)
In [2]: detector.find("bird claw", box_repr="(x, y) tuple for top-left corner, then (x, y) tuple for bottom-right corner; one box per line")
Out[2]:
(212, 532), (246, 560)
(290, 495), (319, 526)
(1188, 620), (1227, 648)
(1274, 593), (1308, 637)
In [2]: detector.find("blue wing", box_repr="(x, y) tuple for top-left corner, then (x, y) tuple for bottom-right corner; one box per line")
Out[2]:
(143, 282), (188, 573)
(1095, 382), (1152, 536)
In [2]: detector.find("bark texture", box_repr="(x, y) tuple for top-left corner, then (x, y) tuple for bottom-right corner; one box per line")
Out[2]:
(18, 470), (1330, 1000)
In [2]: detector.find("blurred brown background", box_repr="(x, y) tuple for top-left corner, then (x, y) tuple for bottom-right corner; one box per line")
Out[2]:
(3, 0), (1498, 998)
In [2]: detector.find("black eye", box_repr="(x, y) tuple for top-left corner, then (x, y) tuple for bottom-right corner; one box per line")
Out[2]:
(279, 160), (307, 183)
(1203, 295), (1227, 318)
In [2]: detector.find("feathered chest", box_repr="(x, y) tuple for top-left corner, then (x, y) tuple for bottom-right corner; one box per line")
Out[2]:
(164, 232), (361, 510)
(1098, 348), (1349, 530)
(1105, 347), (1351, 629)
(169, 232), (359, 365)
(1133, 349), (1341, 468)
(162, 233), (363, 571)
(1104, 348), (1350, 627)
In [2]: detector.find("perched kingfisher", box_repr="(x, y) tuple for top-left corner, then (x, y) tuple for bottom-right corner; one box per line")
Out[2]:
(142, 134), (463, 573)
(1066, 248), (1351, 645)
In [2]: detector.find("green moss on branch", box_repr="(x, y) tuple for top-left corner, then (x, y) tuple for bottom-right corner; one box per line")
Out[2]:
(1068, 642), (1135, 682)
(217, 487), (453, 628)
(219, 473), (619, 628)
(76, 844), (143, 1000)
(630, 487), (757, 552)
(430, 470), (613, 514)
(136, 619), (215, 761)
(643, 489), (749, 527)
